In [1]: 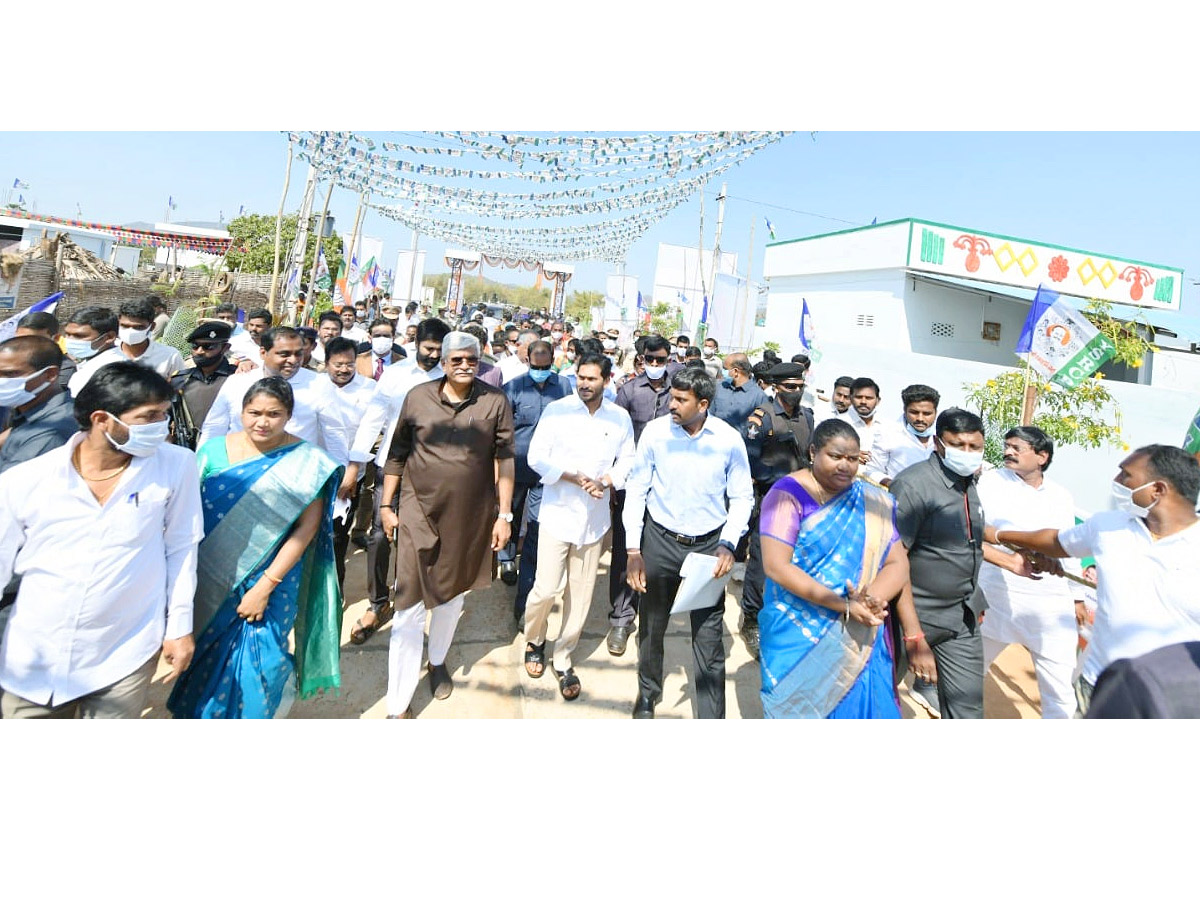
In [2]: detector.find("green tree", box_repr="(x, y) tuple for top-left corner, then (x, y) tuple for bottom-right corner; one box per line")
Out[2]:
(565, 289), (603, 322)
(648, 301), (681, 338)
(963, 298), (1154, 466)
(224, 213), (342, 281)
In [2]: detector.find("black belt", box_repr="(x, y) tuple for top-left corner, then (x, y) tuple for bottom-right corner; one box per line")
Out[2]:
(651, 519), (722, 546)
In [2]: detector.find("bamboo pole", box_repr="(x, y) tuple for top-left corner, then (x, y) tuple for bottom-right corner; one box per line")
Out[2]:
(1019, 363), (1037, 425)
(267, 141), (295, 317)
(301, 176), (336, 324)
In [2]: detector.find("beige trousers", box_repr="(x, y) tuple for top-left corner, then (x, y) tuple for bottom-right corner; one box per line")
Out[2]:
(1, 656), (158, 719)
(523, 531), (605, 673)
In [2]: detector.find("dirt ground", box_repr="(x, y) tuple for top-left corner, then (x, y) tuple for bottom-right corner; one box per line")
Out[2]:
(144, 545), (1046, 719)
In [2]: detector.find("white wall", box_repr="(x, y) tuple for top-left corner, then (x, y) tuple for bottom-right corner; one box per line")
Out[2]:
(759, 269), (910, 354)
(763, 221), (910, 279)
(1149, 347), (1200, 393)
(903, 277), (1031, 365)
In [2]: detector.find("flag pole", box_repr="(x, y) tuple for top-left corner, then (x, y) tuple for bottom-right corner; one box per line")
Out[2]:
(738, 218), (755, 351)
(268, 140), (295, 317)
(1019, 359), (1037, 426)
(346, 192), (368, 307)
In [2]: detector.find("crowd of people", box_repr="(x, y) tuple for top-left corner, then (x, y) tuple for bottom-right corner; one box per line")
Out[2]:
(1, 291), (1198, 719)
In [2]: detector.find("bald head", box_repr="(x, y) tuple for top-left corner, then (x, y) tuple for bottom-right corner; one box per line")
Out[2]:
(724, 352), (751, 385)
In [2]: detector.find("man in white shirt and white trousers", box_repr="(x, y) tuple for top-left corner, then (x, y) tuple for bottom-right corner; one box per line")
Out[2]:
(624, 367), (754, 719)
(990, 442), (1200, 714)
(197, 326), (349, 466)
(0, 361), (203, 718)
(976, 426), (1086, 719)
(521, 353), (635, 700)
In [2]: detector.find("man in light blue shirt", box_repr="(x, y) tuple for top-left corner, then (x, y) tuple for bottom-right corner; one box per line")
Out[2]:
(624, 367), (754, 719)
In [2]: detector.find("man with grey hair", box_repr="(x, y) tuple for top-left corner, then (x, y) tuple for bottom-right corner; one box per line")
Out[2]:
(379, 330), (515, 718)
(499, 328), (539, 384)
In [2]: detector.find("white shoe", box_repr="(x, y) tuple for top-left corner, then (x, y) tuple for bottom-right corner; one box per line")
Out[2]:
(906, 683), (942, 719)
(731, 562), (746, 582)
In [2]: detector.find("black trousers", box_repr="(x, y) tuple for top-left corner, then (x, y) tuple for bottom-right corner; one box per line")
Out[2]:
(919, 602), (985, 720)
(739, 490), (766, 623)
(637, 518), (726, 719)
(364, 462), (395, 612)
(608, 489), (641, 628)
(332, 474), (363, 590)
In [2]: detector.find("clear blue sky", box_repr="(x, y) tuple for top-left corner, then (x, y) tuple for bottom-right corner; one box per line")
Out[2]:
(4, 131), (1198, 329)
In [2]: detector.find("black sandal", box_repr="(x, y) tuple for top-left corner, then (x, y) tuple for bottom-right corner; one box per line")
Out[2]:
(555, 667), (581, 701)
(524, 642), (546, 678)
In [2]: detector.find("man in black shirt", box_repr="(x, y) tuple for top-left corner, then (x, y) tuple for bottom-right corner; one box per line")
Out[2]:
(890, 408), (987, 719)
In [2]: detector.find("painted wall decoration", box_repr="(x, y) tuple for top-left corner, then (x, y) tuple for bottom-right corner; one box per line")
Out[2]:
(906, 220), (1182, 311)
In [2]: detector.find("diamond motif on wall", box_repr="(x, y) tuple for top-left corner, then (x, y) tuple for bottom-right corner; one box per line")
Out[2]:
(1079, 257), (1119, 289)
(993, 243), (1017, 272)
(1015, 247), (1038, 276)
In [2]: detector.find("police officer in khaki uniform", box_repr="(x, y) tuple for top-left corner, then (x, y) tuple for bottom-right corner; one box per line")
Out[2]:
(738, 362), (815, 657)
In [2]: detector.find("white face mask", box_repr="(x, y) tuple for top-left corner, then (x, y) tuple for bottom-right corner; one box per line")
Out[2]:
(0, 367), (50, 407)
(602, 338), (618, 350)
(702, 347), (715, 358)
(1111, 480), (1159, 519)
(119, 325), (152, 346)
(906, 421), (932, 437)
(104, 414), (170, 457)
(941, 445), (984, 477)
(551, 332), (564, 341)
(643, 363), (666, 381)
(565, 351), (576, 361)
(371, 336), (394, 356)
(675, 345), (687, 357)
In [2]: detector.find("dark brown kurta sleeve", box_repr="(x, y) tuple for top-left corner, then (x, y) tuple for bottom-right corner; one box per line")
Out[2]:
(383, 389), (416, 477)
(492, 390), (515, 461)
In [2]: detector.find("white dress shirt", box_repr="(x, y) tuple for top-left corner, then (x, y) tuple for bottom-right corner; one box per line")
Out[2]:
(836, 408), (878, 457)
(528, 394), (636, 547)
(227, 329), (261, 363)
(499, 354), (528, 385)
(328, 373), (377, 476)
(623, 413), (754, 550)
(977, 467), (1084, 657)
(868, 418), (936, 480)
(0, 435), (204, 705)
(343, 325), (369, 344)
(349, 362), (444, 468)
(68, 341), (186, 395)
(198, 366), (350, 464)
(1057, 512), (1200, 683)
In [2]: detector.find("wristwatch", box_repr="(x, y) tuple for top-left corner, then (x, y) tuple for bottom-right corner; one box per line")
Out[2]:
(497, 511), (514, 523)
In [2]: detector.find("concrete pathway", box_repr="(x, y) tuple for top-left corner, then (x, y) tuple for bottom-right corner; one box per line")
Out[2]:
(145, 545), (1045, 719)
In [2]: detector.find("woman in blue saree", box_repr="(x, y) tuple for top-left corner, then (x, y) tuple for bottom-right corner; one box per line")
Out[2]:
(168, 376), (344, 718)
(759, 419), (930, 718)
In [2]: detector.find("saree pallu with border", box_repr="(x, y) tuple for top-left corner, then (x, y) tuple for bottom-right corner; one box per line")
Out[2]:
(759, 478), (899, 719)
(168, 442), (344, 719)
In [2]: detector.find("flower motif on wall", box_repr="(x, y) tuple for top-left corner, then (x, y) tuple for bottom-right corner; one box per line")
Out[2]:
(1048, 255), (1069, 282)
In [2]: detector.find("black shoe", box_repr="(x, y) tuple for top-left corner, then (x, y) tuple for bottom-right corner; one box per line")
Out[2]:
(428, 663), (454, 701)
(632, 696), (656, 719)
(739, 614), (760, 661)
(350, 533), (369, 550)
(500, 560), (518, 586)
(607, 625), (631, 656)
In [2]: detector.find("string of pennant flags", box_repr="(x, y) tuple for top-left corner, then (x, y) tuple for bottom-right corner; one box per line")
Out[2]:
(285, 130), (791, 263)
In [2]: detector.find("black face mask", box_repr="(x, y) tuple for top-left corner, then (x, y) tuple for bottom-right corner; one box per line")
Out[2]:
(777, 388), (804, 406)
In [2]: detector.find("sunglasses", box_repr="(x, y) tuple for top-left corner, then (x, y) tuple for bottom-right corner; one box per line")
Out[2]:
(643, 354), (670, 363)
(190, 342), (223, 351)
(447, 356), (479, 368)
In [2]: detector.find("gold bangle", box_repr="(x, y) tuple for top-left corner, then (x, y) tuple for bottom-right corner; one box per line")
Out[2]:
(263, 571), (283, 585)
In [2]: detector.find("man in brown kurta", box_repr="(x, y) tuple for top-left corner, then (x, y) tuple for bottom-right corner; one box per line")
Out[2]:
(380, 331), (515, 717)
